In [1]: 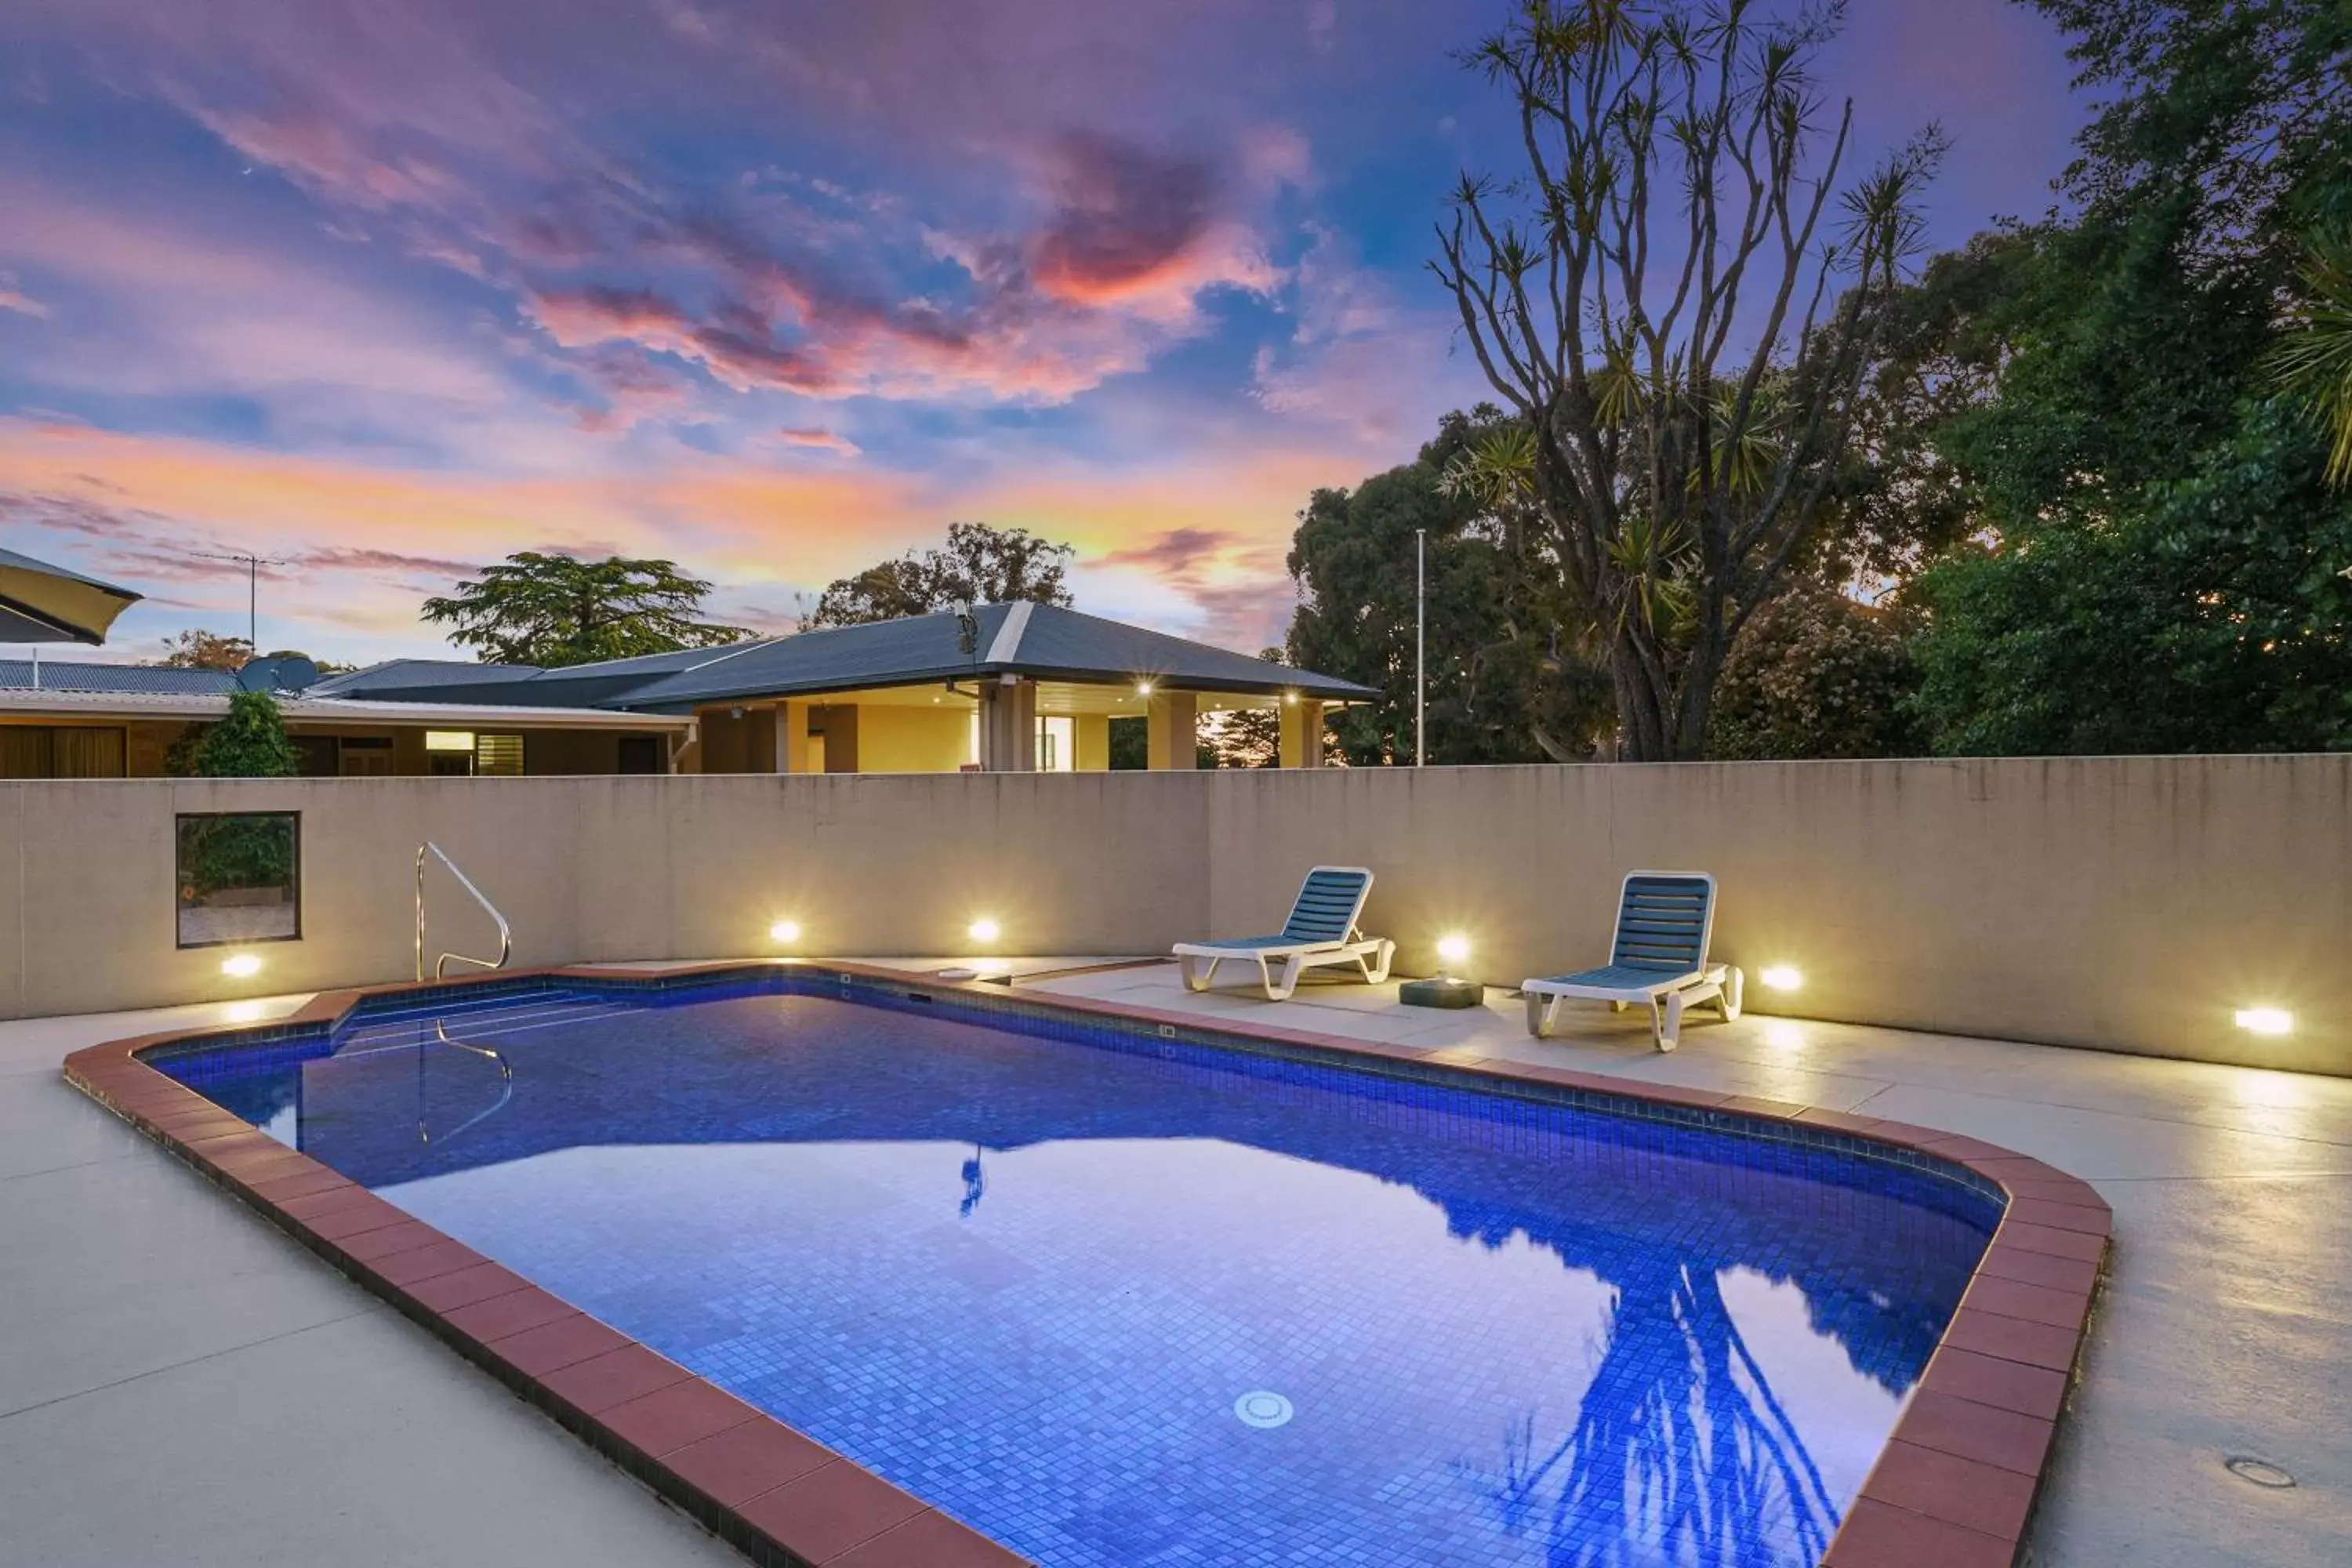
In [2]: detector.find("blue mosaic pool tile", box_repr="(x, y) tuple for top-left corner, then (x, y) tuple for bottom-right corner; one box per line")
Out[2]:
(154, 972), (1998, 1567)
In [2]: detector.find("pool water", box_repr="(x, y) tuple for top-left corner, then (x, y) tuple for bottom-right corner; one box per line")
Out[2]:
(160, 976), (1998, 1568)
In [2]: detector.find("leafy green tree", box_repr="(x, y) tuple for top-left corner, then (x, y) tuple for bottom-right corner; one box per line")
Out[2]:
(1431, 0), (1944, 759)
(1107, 715), (1148, 770)
(1904, 0), (2352, 753)
(154, 631), (354, 674)
(2270, 232), (2352, 486)
(193, 690), (301, 778)
(804, 522), (1074, 628)
(1203, 710), (1280, 769)
(1200, 653), (1287, 768)
(422, 553), (750, 667)
(1287, 408), (1610, 765)
(155, 630), (253, 670)
(1708, 589), (1922, 760)
(1911, 407), (2352, 753)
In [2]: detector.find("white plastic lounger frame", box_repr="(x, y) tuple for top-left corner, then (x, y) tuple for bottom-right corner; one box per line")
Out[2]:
(1521, 870), (1744, 1051)
(1172, 866), (1396, 1002)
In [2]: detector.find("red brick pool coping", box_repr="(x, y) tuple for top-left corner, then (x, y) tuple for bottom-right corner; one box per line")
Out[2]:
(62, 960), (2111, 1568)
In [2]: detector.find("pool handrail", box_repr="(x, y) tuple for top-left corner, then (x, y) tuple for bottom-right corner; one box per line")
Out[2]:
(414, 841), (513, 983)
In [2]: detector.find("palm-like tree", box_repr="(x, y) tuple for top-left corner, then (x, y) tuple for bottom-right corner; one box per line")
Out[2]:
(2271, 233), (2352, 488)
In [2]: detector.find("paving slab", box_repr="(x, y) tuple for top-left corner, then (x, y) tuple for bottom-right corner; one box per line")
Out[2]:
(0, 1309), (739, 1568)
(1, 995), (740, 1568)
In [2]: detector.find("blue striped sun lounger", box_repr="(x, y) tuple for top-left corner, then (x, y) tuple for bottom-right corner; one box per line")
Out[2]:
(1521, 871), (1744, 1051)
(1171, 866), (1395, 1001)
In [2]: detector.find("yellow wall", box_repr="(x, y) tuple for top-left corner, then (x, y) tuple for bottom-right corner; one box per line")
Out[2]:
(5, 757), (2350, 1076)
(853, 705), (975, 773)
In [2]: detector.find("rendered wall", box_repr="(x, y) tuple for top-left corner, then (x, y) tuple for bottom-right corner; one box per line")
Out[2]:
(854, 706), (974, 773)
(2, 755), (2345, 1073)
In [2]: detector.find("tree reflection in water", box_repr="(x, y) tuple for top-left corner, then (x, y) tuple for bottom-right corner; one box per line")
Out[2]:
(1466, 1261), (1839, 1567)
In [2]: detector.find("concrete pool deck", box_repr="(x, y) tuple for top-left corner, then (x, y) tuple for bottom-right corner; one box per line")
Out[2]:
(5, 964), (2345, 1566)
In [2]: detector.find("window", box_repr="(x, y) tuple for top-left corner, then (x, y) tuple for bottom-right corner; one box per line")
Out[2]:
(474, 733), (525, 776)
(337, 736), (394, 778)
(1034, 715), (1073, 772)
(0, 726), (126, 779)
(175, 811), (299, 948)
(291, 735), (340, 776)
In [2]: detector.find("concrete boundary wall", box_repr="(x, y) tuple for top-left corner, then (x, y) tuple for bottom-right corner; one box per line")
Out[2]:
(5, 755), (2346, 1073)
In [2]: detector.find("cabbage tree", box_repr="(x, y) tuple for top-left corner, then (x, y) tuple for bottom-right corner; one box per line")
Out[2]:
(1431, 0), (1941, 759)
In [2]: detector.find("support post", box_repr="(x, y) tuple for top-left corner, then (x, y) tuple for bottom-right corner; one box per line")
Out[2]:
(1073, 713), (1111, 772)
(1146, 691), (1199, 770)
(1414, 527), (1425, 768)
(978, 677), (1036, 771)
(1279, 700), (1324, 769)
(776, 700), (811, 774)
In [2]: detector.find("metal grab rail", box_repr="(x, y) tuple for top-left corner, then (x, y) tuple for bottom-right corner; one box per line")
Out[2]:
(415, 841), (513, 982)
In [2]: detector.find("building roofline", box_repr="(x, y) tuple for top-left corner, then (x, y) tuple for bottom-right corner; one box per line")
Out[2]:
(0, 689), (691, 729)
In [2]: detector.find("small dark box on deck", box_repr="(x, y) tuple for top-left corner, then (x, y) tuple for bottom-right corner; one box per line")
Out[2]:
(1399, 977), (1485, 1009)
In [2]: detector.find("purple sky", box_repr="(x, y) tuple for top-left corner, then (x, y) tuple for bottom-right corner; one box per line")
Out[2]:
(0, 0), (2085, 661)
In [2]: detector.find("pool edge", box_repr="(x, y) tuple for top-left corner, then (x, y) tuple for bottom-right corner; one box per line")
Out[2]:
(62, 960), (2111, 1568)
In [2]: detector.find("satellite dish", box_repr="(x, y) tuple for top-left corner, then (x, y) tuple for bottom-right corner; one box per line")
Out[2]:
(235, 655), (321, 693)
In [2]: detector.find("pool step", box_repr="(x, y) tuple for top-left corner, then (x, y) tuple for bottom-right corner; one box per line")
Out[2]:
(332, 993), (641, 1057)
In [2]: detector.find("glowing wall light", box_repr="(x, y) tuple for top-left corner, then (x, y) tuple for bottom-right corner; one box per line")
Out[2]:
(1135, 681), (1154, 698)
(1759, 965), (1803, 993)
(968, 917), (1002, 945)
(220, 952), (263, 979)
(768, 920), (802, 946)
(2235, 1007), (2293, 1036)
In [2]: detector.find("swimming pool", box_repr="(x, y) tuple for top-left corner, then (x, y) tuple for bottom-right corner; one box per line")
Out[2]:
(151, 970), (2002, 1567)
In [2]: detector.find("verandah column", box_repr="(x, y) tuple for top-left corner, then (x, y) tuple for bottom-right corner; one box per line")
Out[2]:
(1145, 691), (1198, 770)
(1278, 699), (1325, 768)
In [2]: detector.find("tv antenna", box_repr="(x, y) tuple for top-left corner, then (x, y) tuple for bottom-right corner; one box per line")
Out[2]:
(192, 550), (293, 654)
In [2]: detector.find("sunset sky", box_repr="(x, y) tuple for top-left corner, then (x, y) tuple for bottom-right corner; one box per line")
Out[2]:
(0, 0), (2084, 664)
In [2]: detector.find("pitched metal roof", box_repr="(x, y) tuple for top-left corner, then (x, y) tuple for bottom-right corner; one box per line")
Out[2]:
(0, 687), (690, 728)
(264, 605), (1376, 713)
(303, 659), (544, 699)
(0, 658), (238, 695)
(602, 603), (1374, 710)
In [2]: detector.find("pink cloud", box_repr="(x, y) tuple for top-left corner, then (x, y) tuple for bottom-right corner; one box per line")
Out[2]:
(775, 426), (861, 456)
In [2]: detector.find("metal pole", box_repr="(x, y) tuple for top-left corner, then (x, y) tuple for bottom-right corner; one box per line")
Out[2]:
(248, 556), (258, 652)
(1414, 528), (1425, 768)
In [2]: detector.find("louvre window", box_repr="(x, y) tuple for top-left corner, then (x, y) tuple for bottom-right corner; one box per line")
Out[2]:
(474, 733), (525, 776)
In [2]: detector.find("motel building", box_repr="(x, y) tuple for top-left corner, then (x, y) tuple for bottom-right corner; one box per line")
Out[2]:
(0, 603), (1375, 779)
